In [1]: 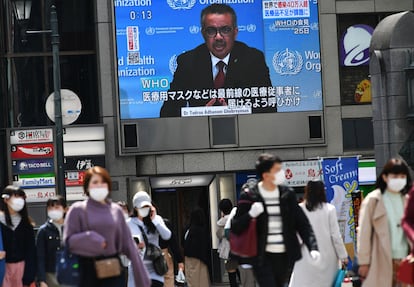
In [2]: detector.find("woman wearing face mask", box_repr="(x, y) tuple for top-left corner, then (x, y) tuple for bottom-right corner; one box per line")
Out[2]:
(0, 185), (36, 287)
(127, 191), (171, 287)
(63, 166), (151, 287)
(36, 196), (67, 287)
(289, 180), (348, 287)
(357, 158), (412, 287)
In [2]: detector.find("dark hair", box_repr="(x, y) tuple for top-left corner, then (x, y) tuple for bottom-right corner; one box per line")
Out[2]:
(304, 180), (327, 211)
(376, 158), (412, 194)
(218, 199), (233, 215)
(132, 202), (156, 234)
(255, 153), (282, 180)
(190, 208), (206, 227)
(46, 195), (67, 209)
(1, 185), (30, 227)
(83, 166), (112, 196)
(201, 4), (237, 28)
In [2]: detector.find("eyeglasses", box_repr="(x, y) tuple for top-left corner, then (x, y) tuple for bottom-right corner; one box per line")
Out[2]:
(203, 26), (234, 38)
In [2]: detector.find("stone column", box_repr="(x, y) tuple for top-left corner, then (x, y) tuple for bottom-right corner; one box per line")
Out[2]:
(369, 11), (414, 171)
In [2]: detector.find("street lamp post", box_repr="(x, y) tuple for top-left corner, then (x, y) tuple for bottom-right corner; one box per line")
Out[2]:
(11, 1), (66, 199)
(50, 5), (66, 200)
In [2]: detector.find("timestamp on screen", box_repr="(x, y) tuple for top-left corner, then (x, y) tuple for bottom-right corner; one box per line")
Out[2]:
(129, 10), (152, 20)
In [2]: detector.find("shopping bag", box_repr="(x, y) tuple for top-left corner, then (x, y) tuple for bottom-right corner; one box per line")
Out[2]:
(397, 254), (414, 284)
(333, 268), (346, 287)
(229, 218), (257, 258)
(55, 246), (80, 285)
(175, 269), (186, 286)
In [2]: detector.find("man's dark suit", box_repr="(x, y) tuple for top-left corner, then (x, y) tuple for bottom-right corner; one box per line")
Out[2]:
(160, 41), (273, 117)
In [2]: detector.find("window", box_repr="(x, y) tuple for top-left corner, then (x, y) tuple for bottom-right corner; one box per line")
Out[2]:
(342, 118), (374, 150)
(0, 0), (98, 128)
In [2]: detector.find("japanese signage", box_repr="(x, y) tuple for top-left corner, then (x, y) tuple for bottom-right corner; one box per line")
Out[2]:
(10, 128), (53, 144)
(114, 0), (322, 119)
(283, 160), (322, 186)
(7, 126), (106, 202)
(11, 143), (54, 159)
(9, 128), (56, 202)
(322, 157), (359, 244)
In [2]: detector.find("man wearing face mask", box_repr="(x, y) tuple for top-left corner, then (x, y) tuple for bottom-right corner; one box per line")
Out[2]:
(231, 154), (319, 287)
(36, 196), (67, 287)
(127, 191), (171, 287)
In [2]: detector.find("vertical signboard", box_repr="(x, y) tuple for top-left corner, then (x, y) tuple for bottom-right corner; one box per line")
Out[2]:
(8, 128), (57, 202)
(7, 126), (106, 202)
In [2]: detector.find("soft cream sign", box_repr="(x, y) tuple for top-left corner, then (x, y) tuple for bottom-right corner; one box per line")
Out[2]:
(322, 157), (359, 244)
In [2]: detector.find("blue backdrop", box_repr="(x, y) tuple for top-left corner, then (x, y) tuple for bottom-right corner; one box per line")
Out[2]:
(114, 0), (323, 119)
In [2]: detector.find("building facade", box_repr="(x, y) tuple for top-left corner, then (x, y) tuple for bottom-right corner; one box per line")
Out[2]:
(1, 0), (413, 282)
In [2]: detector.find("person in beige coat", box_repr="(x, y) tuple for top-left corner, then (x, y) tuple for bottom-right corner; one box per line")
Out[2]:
(357, 158), (412, 287)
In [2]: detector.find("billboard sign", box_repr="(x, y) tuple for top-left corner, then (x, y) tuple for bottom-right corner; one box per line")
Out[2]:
(64, 156), (106, 171)
(13, 173), (56, 189)
(10, 128), (53, 144)
(12, 158), (54, 175)
(113, 0), (323, 119)
(11, 143), (54, 159)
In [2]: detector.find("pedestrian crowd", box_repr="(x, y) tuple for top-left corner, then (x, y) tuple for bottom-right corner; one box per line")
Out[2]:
(0, 154), (413, 287)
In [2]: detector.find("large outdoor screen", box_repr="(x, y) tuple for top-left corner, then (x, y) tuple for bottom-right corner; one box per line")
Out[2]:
(114, 0), (322, 119)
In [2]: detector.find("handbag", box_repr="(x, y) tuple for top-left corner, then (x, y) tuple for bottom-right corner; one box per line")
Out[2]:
(138, 225), (168, 275)
(94, 256), (122, 279)
(397, 254), (414, 284)
(229, 218), (257, 258)
(55, 245), (80, 285)
(332, 267), (346, 287)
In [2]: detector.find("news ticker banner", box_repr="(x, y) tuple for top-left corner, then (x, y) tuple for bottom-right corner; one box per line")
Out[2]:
(8, 126), (106, 202)
(114, 0), (322, 119)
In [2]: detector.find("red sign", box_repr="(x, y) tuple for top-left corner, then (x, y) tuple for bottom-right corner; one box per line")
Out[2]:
(11, 143), (54, 159)
(65, 171), (86, 187)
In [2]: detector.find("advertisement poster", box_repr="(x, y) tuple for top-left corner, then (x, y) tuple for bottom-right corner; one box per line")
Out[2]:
(322, 157), (359, 245)
(114, 0), (323, 119)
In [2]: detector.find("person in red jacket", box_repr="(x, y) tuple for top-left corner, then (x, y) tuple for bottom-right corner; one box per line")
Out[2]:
(402, 186), (414, 251)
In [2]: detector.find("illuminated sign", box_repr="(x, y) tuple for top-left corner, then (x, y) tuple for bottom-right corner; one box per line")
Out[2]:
(114, 0), (322, 118)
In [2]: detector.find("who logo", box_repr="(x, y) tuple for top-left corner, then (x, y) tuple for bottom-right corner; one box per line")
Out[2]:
(167, 0), (196, 10)
(272, 48), (303, 75)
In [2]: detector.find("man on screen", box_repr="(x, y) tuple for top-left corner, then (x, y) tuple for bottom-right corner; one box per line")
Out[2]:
(160, 4), (274, 117)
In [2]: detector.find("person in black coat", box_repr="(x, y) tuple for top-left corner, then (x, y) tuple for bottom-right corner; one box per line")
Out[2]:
(231, 154), (319, 287)
(160, 4), (274, 117)
(36, 196), (67, 287)
(0, 185), (36, 287)
(183, 208), (210, 287)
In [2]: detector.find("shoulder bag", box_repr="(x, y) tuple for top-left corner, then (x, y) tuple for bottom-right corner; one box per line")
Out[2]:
(84, 205), (122, 279)
(138, 225), (168, 275)
(229, 195), (258, 258)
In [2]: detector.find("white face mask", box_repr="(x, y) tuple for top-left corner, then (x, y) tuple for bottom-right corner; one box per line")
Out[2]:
(123, 213), (129, 220)
(272, 170), (286, 186)
(138, 207), (150, 218)
(387, 177), (407, 193)
(48, 209), (64, 221)
(9, 197), (25, 212)
(89, 187), (109, 202)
